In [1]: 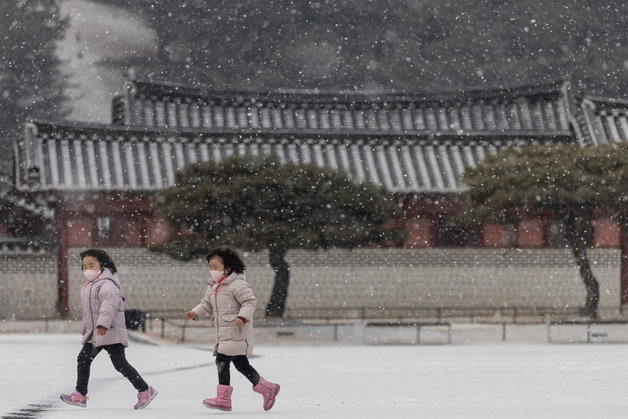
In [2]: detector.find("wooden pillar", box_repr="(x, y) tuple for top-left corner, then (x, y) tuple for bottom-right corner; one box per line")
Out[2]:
(481, 224), (506, 247)
(56, 201), (69, 319)
(517, 218), (546, 247)
(592, 217), (620, 247)
(621, 228), (628, 305)
(404, 219), (434, 248)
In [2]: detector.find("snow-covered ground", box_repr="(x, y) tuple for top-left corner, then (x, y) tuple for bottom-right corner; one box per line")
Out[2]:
(2, 334), (628, 418)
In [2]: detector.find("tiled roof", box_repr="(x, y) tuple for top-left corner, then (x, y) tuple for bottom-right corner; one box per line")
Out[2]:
(15, 119), (575, 194)
(114, 79), (574, 137)
(0, 176), (54, 220)
(574, 96), (628, 146)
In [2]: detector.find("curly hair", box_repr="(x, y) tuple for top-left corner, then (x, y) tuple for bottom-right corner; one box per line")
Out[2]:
(205, 247), (246, 274)
(79, 249), (118, 274)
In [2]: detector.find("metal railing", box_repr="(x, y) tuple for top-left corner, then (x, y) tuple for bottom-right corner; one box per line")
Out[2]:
(138, 305), (587, 324)
(545, 319), (628, 343)
(145, 317), (457, 344)
(279, 305), (585, 323)
(5, 315), (628, 345)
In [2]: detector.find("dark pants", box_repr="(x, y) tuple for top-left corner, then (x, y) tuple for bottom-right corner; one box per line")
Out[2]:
(76, 342), (148, 396)
(215, 353), (260, 386)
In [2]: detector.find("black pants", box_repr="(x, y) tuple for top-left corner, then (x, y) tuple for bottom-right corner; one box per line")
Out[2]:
(76, 342), (148, 396)
(216, 353), (260, 386)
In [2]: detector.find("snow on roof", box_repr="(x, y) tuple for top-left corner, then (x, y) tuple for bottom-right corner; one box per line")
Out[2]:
(15, 119), (574, 194)
(574, 95), (628, 146)
(114, 79), (575, 138)
(21, 79), (615, 195)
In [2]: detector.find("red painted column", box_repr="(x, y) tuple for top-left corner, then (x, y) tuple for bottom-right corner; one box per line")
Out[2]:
(621, 228), (628, 305)
(592, 217), (620, 247)
(56, 201), (69, 319)
(481, 224), (505, 247)
(517, 218), (546, 247)
(404, 219), (434, 248)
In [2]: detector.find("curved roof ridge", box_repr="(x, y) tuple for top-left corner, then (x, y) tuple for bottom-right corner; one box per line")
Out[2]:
(124, 78), (570, 103)
(581, 95), (628, 108)
(24, 118), (573, 140)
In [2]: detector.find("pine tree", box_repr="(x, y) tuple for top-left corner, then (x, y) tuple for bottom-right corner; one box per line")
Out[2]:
(460, 143), (628, 318)
(151, 155), (404, 317)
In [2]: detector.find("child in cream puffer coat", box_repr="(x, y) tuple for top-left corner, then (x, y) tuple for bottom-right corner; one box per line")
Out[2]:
(186, 247), (280, 412)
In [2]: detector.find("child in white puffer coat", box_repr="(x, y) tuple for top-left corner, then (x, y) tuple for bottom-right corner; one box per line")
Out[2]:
(186, 247), (280, 412)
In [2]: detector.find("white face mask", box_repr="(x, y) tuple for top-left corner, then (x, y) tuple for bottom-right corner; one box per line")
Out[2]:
(209, 270), (226, 282)
(83, 269), (101, 282)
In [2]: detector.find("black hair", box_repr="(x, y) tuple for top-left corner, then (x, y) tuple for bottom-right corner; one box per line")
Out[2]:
(80, 249), (117, 274)
(205, 247), (246, 274)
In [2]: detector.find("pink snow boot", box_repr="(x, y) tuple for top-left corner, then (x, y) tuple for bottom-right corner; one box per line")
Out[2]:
(203, 384), (233, 411)
(253, 377), (280, 411)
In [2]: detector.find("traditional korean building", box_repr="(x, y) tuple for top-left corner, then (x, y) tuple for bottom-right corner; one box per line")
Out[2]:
(17, 80), (583, 244)
(12, 78), (628, 315)
(0, 175), (53, 254)
(575, 95), (628, 145)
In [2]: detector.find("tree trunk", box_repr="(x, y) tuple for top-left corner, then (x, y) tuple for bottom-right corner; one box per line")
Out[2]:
(265, 246), (290, 318)
(563, 209), (599, 319)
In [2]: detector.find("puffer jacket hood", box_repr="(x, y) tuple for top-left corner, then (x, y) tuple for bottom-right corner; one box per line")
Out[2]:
(208, 271), (241, 286)
(97, 268), (122, 289)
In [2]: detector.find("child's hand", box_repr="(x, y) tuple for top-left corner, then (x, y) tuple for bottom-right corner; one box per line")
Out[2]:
(97, 326), (107, 336)
(235, 317), (245, 328)
(185, 311), (198, 320)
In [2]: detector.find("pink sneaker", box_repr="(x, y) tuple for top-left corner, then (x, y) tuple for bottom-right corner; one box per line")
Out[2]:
(60, 391), (87, 408)
(134, 386), (158, 409)
(203, 384), (233, 411)
(253, 377), (280, 411)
